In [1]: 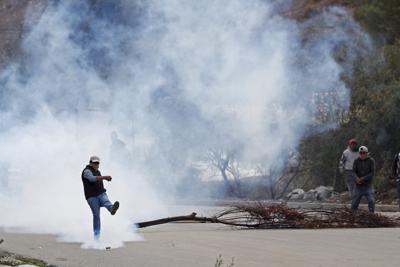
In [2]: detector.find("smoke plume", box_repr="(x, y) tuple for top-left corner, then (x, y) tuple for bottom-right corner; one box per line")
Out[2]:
(0, 0), (369, 248)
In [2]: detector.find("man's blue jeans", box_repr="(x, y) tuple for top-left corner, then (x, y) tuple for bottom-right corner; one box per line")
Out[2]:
(345, 170), (355, 198)
(351, 186), (375, 213)
(87, 192), (113, 238)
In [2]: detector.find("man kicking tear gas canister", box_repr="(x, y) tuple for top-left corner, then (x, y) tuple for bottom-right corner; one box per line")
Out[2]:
(82, 156), (119, 239)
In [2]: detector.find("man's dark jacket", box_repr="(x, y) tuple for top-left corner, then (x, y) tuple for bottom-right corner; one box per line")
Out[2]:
(352, 157), (375, 188)
(81, 165), (106, 199)
(392, 153), (400, 178)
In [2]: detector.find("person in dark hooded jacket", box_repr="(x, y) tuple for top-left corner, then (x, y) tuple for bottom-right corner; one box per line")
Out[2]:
(391, 152), (400, 209)
(351, 146), (375, 213)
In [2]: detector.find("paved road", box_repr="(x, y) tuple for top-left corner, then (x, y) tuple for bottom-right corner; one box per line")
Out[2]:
(1, 223), (400, 267)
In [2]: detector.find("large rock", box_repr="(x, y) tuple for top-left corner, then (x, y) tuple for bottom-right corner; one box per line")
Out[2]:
(287, 188), (304, 200)
(315, 186), (333, 200)
(303, 190), (317, 201)
(287, 186), (334, 202)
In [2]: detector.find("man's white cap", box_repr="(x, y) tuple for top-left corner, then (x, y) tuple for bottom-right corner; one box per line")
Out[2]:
(89, 156), (100, 163)
(359, 146), (368, 153)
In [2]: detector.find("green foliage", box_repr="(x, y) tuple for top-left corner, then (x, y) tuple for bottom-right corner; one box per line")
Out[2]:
(351, 0), (400, 43)
(299, 129), (345, 189)
(384, 39), (400, 77)
(373, 150), (395, 194)
(300, 1), (400, 195)
(0, 253), (48, 267)
(15, 256), (47, 267)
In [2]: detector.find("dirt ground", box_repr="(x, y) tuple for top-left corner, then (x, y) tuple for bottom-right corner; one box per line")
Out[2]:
(1, 221), (400, 267)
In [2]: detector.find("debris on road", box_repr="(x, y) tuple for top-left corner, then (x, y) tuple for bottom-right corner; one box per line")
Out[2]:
(136, 203), (400, 229)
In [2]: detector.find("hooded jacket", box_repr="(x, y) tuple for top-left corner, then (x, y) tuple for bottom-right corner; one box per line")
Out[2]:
(353, 156), (375, 188)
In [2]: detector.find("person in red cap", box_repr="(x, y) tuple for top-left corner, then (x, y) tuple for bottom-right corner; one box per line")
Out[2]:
(339, 138), (359, 198)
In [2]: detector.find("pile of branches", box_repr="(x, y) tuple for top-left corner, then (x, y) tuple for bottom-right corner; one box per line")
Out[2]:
(214, 203), (399, 229)
(136, 203), (399, 229)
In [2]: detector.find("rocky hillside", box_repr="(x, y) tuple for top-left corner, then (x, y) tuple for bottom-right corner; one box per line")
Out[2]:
(0, 0), (349, 70)
(0, 0), (45, 69)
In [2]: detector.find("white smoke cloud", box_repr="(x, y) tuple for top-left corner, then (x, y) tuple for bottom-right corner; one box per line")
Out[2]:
(0, 0), (369, 248)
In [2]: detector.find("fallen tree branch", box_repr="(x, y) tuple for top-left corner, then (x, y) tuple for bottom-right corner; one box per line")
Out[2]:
(136, 213), (217, 228)
(135, 203), (400, 229)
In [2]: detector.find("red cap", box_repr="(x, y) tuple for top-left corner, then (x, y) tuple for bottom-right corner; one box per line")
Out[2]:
(348, 138), (358, 145)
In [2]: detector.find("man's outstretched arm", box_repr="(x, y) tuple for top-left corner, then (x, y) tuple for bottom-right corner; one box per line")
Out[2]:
(83, 169), (112, 182)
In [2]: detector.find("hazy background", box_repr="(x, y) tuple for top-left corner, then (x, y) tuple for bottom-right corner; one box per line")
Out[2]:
(0, 0), (369, 248)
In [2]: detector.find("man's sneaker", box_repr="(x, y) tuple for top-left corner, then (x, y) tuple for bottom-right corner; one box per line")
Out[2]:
(111, 201), (119, 215)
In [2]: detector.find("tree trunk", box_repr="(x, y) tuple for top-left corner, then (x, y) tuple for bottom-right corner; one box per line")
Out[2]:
(135, 213), (257, 228)
(136, 213), (217, 228)
(220, 168), (237, 197)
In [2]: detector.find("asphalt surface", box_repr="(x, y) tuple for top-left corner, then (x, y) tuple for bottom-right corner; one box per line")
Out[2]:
(1, 223), (400, 267)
